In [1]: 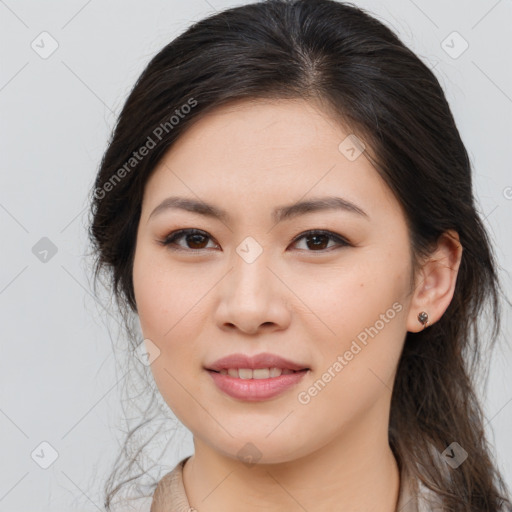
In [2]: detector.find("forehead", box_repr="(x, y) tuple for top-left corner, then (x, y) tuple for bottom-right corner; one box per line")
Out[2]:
(170, 97), (348, 159)
(142, 98), (399, 222)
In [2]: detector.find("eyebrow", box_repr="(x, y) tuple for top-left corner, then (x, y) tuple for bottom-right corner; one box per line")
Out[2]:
(147, 195), (369, 224)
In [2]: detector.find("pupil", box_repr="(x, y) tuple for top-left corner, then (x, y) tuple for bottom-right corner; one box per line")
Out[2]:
(307, 234), (327, 250)
(189, 234), (206, 248)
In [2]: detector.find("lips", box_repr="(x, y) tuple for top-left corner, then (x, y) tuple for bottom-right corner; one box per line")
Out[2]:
(205, 352), (310, 401)
(206, 352), (309, 373)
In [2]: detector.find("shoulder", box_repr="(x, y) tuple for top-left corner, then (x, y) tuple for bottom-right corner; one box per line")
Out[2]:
(150, 470), (175, 512)
(150, 457), (193, 512)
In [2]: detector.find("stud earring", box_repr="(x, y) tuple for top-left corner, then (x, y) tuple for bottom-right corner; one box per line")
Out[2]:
(418, 311), (430, 329)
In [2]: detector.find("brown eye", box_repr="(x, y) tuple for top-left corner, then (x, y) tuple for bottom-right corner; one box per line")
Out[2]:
(291, 230), (350, 252)
(159, 228), (350, 253)
(161, 229), (218, 251)
(298, 233), (330, 250)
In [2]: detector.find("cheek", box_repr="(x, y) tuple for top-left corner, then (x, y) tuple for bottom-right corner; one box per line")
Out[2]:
(134, 277), (169, 339)
(291, 250), (409, 341)
(133, 248), (207, 416)
(134, 266), (204, 370)
(292, 301), (406, 449)
(297, 246), (410, 396)
(133, 247), (197, 337)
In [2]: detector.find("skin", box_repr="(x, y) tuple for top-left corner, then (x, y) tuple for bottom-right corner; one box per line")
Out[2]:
(132, 98), (462, 511)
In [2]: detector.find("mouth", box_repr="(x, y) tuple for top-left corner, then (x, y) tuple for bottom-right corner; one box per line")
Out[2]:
(205, 353), (310, 401)
(206, 352), (310, 374)
(208, 367), (308, 379)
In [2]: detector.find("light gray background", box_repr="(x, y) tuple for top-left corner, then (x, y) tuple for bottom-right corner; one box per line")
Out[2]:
(1, 0), (511, 510)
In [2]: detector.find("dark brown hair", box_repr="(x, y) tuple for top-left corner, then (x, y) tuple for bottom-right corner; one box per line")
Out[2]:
(88, 1), (512, 510)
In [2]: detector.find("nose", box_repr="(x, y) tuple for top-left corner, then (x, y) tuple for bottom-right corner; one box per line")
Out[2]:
(214, 249), (292, 335)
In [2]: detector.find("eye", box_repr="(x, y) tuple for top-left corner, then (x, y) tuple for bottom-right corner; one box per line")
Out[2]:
(159, 229), (218, 251)
(291, 229), (350, 251)
(158, 228), (351, 253)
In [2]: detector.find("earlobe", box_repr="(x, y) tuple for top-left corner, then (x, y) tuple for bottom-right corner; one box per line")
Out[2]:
(406, 230), (463, 333)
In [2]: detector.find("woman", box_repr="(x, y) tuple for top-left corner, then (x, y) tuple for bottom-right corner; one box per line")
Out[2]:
(88, 0), (512, 510)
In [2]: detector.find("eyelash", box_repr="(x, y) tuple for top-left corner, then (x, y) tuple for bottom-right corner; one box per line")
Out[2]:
(158, 228), (351, 253)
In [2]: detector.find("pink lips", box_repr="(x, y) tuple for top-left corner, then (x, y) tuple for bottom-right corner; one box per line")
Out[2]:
(205, 352), (309, 402)
(207, 352), (308, 372)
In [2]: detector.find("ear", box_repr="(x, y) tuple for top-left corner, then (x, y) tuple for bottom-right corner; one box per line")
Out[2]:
(406, 230), (463, 333)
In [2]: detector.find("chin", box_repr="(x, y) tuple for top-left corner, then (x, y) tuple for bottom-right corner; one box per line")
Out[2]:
(197, 429), (313, 466)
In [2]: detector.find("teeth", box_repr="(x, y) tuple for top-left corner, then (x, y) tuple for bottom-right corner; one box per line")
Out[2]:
(269, 367), (282, 377)
(220, 367), (294, 379)
(252, 368), (270, 379)
(238, 368), (253, 380)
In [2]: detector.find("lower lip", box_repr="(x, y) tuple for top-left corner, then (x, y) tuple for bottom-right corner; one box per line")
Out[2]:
(207, 369), (309, 402)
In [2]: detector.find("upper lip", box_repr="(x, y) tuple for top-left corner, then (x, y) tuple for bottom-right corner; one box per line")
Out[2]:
(206, 352), (309, 372)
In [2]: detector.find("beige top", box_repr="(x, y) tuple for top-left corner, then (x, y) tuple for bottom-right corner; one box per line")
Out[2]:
(150, 457), (442, 511)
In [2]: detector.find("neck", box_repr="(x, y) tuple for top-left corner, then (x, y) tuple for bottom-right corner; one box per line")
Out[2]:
(182, 400), (400, 512)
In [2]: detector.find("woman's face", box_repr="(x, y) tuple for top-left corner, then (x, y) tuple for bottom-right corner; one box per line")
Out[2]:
(133, 98), (417, 463)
